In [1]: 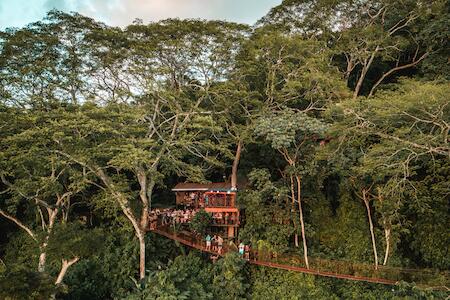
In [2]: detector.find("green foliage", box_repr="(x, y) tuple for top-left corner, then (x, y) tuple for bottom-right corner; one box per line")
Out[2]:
(250, 267), (337, 300)
(0, 267), (60, 300)
(236, 29), (348, 107)
(332, 280), (448, 300)
(44, 223), (105, 264)
(126, 253), (213, 300)
(410, 160), (450, 269)
(324, 189), (374, 261)
(211, 253), (250, 300)
(189, 209), (213, 236)
(255, 109), (328, 149)
(239, 169), (293, 254)
(62, 260), (110, 300)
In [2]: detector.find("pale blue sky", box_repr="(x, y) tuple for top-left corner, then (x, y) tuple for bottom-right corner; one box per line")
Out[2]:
(0, 0), (281, 30)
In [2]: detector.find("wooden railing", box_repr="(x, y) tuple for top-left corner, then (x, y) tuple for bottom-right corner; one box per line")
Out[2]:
(211, 219), (239, 226)
(149, 225), (450, 290)
(205, 197), (234, 207)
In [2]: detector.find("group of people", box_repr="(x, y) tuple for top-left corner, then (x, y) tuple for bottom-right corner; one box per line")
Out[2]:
(238, 242), (251, 260)
(211, 212), (237, 225)
(204, 234), (251, 260)
(148, 208), (199, 229)
(205, 234), (225, 254)
(182, 192), (200, 206)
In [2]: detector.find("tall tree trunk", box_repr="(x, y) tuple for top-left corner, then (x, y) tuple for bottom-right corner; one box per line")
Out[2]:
(353, 66), (367, 99)
(38, 208), (58, 272)
(146, 179), (155, 216)
(296, 175), (309, 269)
(38, 241), (49, 272)
(383, 226), (391, 266)
(137, 168), (149, 230)
(377, 189), (391, 266)
(138, 232), (146, 280)
(231, 141), (242, 190)
(55, 257), (79, 285)
(352, 47), (379, 99)
(97, 169), (146, 280)
(289, 176), (299, 248)
(362, 189), (378, 270)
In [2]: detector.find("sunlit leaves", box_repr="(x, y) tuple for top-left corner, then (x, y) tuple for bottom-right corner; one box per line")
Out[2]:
(255, 109), (328, 149)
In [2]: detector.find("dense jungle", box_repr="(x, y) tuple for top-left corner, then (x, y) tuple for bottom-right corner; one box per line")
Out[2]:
(0, 0), (449, 299)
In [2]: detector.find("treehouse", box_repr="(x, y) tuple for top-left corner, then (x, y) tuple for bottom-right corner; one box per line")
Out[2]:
(172, 182), (239, 238)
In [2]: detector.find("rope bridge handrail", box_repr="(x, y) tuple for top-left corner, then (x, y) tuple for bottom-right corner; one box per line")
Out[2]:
(149, 225), (449, 290)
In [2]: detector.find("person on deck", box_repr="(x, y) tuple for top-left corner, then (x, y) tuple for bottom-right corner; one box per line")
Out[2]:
(244, 244), (250, 260)
(217, 235), (224, 254)
(230, 213), (235, 224)
(211, 235), (217, 251)
(238, 242), (245, 256)
(149, 214), (157, 230)
(190, 192), (196, 201)
(205, 234), (212, 251)
(161, 210), (167, 225)
(216, 212), (223, 224)
(210, 254), (219, 263)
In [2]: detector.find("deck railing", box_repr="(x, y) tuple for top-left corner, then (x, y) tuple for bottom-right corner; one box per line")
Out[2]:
(211, 218), (239, 226)
(205, 197), (234, 207)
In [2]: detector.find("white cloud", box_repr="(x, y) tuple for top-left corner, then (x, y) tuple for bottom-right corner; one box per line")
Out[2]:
(76, 0), (225, 27)
(0, 0), (281, 30)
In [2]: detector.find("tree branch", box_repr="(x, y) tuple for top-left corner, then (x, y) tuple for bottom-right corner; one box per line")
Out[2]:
(368, 52), (429, 97)
(0, 210), (37, 241)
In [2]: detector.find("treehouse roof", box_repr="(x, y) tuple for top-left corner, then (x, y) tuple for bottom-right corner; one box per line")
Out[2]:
(172, 182), (236, 192)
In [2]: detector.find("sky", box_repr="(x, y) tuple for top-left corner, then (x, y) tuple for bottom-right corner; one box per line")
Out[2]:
(0, 0), (282, 30)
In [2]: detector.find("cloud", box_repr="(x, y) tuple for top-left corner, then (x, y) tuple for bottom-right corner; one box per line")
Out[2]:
(67, 0), (282, 27)
(0, 0), (282, 30)
(76, 0), (221, 26)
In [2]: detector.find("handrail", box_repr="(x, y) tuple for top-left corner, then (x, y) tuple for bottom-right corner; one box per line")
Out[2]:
(148, 225), (449, 290)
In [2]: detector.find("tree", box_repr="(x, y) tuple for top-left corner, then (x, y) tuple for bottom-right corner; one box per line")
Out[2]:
(125, 19), (249, 189)
(0, 267), (60, 300)
(0, 11), (103, 108)
(0, 107), (92, 280)
(48, 102), (227, 281)
(251, 268), (337, 299)
(260, 0), (440, 98)
(349, 180), (379, 269)
(256, 108), (327, 268)
(238, 169), (293, 255)
(323, 79), (449, 267)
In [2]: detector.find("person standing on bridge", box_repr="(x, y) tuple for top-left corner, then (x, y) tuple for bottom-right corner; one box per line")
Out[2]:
(217, 235), (224, 254)
(239, 242), (245, 256)
(244, 244), (250, 260)
(205, 234), (212, 251)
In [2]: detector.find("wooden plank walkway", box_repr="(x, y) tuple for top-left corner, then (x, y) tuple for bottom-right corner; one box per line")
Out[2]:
(150, 226), (449, 290)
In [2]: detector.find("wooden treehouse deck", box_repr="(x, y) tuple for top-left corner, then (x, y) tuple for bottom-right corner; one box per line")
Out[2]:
(149, 226), (449, 290)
